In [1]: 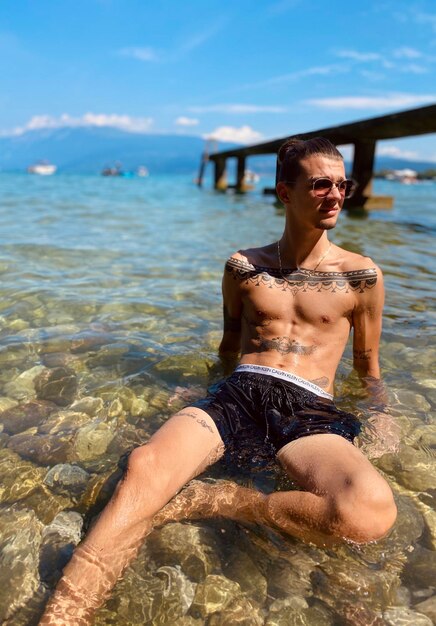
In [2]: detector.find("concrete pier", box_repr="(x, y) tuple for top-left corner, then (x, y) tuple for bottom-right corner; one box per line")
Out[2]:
(199, 104), (436, 210)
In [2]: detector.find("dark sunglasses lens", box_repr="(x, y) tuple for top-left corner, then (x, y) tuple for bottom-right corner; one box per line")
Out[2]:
(313, 179), (332, 195)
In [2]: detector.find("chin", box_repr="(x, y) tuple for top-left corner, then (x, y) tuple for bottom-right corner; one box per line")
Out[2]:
(318, 221), (337, 231)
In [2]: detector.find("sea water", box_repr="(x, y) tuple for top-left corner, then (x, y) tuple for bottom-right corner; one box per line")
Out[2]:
(0, 172), (434, 625)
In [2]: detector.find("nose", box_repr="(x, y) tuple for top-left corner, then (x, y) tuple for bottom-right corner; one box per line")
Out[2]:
(328, 183), (342, 199)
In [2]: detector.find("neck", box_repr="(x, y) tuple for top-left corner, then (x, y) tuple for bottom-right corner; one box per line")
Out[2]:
(279, 228), (330, 269)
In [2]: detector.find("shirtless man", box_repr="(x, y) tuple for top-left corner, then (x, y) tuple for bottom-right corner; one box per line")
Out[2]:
(40, 137), (397, 624)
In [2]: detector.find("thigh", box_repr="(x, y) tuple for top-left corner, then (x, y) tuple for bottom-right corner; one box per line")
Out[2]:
(277, 433), (386, 496)
(145, 406), (225, 493)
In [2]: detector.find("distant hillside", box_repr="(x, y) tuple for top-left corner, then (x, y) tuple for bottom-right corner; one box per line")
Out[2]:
(0, 126), (434, 175)
(0, 127), (236, 175)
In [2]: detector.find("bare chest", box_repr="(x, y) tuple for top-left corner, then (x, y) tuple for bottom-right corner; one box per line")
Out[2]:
(226, 258), (378, 327)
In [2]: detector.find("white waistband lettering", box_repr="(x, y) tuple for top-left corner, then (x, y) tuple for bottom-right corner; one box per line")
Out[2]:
(235, 364), (333, 399)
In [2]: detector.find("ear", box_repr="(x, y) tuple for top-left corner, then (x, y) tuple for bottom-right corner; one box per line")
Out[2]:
(276, 181), (290, 204)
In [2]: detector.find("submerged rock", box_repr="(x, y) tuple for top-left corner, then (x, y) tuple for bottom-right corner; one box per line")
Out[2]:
(44, 463), (90, 498)
(34, 366), (78, 407)
(190, 574), (241, 619)
(8, 431), (73, 465)
(222, 548), (267, 603)
(414, 596), (436, 624)
(72, 422), (115, 461)
(0, 506), (43, 622)
(148, 523), (222, 582)
(208, 595), (264, 625)
(402, 545), (436, 591)
(266, 596), (335, 626)
(0, 449), (45, 504)
(0, 399), (55, 434)
(3, 365), (47, 401)
(378, 445), (436, 492)
(69, 396), (104, 416)
(383, 606), (433, 625)
(39, 511), (84, 586)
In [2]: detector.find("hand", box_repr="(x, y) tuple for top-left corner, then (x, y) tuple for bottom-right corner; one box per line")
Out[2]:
(358, 411), (401, 460)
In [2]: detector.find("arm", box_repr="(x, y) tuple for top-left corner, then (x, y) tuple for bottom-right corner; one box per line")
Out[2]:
(218, 258), (243, 374)
(352, 264), (386, 405)
(352, 265), (399, 457)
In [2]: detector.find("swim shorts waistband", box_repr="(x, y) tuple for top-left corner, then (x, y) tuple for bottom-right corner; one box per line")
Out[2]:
(235, 364), (333, 400)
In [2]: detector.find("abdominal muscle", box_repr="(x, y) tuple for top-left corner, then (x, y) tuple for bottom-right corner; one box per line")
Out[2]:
(239, 325), (348, 393)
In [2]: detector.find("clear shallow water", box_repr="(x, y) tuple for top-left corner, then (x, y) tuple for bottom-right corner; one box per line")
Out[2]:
(0, 173), (435, 625)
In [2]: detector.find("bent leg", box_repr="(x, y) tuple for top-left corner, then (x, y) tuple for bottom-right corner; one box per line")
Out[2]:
(155, 434), (396, 546)
(39, 408), (224, 625)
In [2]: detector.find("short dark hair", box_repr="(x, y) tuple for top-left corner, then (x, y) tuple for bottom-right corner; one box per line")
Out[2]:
(276, 137), (344, 185)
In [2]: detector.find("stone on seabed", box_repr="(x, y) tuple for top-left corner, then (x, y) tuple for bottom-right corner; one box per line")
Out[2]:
(223, 547), (267, 603)
(34, 366), (78, 406)
(73, 421), (115, 461)
(70, 395), (104, 416)
(44, 463), (90, 497)
(190, 574), (241, 619)
(0, 449), (45, 504)
(148, 522), (222, 582)
(414, 596), (436, 624)
(383, 606), (433, 625)
(266, 597), (334, 626)
(0, 506), (43, 622)
(3, 365), (47, 401)
(208, 595), (264, 625)
(0, 399), (54, 434)
(378, 445), (436, 492)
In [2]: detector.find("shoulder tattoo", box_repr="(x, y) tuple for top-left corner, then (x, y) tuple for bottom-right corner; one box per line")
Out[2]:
(225, 257), (378, 295)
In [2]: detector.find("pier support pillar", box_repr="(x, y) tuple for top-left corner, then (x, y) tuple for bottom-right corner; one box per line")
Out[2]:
(236, 156), (246, 192)
(346, 139), (393, 210)
(214, 158), (227, 191)
(350, 139), (376, 204)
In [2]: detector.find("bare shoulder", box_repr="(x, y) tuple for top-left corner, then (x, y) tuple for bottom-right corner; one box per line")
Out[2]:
(226, 243), (277, 270)
(331, 245), (382, 276)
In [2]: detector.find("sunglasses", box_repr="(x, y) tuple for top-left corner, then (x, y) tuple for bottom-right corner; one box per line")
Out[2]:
(285, 177), (357, 199)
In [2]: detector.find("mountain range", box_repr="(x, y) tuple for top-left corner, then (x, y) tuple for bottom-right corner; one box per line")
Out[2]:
(0, 126), (434, 175)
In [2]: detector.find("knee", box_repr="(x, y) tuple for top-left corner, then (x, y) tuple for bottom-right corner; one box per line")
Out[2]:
(335, 475), (397, 543)
(122, 445), (160, 491)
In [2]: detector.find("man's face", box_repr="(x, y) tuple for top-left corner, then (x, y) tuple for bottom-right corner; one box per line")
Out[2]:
(282, 155), (346, 231)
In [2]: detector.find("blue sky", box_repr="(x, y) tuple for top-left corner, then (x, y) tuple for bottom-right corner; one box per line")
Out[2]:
(1, 0), (436, 161)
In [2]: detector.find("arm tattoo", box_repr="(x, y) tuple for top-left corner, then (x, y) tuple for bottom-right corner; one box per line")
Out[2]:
(177, 411), (214, 433)
(353, 348), (372, 361)
(309, 376), (329, 388)
(258, 336), (316, 355)
(223, 305), (242, 332)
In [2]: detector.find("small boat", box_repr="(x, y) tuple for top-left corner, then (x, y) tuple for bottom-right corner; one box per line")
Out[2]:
(101, 162), (123, 176)
(137, 166), (149, 177)
(27, 160), (57, 175)
(243, 169), (260, 184)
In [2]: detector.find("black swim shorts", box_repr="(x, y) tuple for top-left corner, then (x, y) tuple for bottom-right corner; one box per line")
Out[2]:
(192, 364), (361, 467)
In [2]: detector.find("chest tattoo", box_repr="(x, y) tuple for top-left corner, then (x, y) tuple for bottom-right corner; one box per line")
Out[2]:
(226, 258), (377, 294)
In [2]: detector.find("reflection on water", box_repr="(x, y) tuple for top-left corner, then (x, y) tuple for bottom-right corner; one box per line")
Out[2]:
(0, 174), (435, 625)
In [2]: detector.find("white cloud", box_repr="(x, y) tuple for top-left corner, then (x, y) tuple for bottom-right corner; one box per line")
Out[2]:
(118, 46), (158, 62)
(3, 113), (154, 136)
(306, 94), (436, 110)
(377, 145), (419, 160)
(400, 63), (428, 74)
(336, 50), (382, 62)
(175, 116), (199, 127)
(204, 125), (263, 144)
(241, 64), (349, 90)
(189, 104), (288, 114)
(393, 47), (422, 59)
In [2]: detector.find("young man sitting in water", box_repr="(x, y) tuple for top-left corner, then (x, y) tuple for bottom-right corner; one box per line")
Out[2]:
(40, 137), (397, 624)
